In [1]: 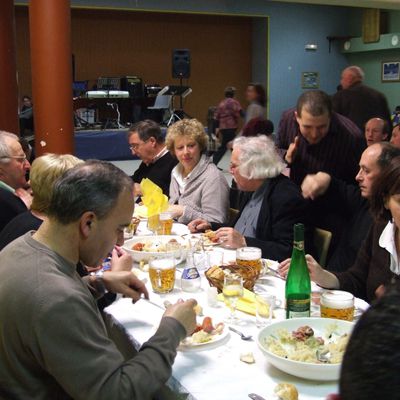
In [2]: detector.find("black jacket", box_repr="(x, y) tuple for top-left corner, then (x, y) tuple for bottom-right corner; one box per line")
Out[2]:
(0, 187), (27, 233)
(332, 83), (392, 131)
(213, 174), (314, 262)
(316, 178), (372, 272)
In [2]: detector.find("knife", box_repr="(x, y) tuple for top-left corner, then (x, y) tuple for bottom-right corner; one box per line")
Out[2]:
(248, 393), (266, 400)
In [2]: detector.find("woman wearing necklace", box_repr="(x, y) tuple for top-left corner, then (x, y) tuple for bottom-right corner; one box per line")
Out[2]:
(166, 118), (229, 225)
(279, 155), (400, 303)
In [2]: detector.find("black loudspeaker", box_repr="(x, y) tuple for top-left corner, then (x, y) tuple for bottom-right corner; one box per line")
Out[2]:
(172, 49), (191, 79)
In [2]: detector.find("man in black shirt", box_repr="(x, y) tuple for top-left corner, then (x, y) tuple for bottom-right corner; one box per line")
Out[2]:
(128, 120), (177, 198)
(0, 132), (31, 232)
(301, 142), (400, 272)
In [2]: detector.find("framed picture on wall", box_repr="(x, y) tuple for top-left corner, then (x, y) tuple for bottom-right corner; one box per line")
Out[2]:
(382, 61), (400, 82)
(302, 72), (319, 89)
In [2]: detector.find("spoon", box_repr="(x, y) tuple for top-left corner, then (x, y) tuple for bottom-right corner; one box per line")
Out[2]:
(316, 349), (331, 363)
(229, 326), (253, 341)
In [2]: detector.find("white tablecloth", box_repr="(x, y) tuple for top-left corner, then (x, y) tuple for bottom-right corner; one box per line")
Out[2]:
(106, 223), (362, 400)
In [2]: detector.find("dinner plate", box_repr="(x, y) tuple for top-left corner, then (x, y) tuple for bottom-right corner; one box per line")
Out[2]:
(179, 326), (229, 351)
(185, 233), (220, 247)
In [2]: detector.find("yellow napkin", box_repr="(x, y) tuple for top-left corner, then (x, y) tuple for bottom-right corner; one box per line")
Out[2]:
(140, 178), (169, 217)
(218, 288), (257, 316)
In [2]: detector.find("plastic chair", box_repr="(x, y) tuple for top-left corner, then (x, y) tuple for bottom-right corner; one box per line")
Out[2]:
(147, 95), (172, 124)
(313, 228), (332, 268)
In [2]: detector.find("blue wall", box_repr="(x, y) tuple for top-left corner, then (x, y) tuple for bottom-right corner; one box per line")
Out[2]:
(16, 0), (360, 125)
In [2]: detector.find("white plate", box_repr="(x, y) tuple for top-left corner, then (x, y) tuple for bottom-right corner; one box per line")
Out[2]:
(123, 235), (188, 263)
(179, 326), (229, 351)
(257, 317), (354, 381)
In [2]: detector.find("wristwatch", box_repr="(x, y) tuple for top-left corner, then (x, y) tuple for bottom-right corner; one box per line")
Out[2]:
(90, 270), (108, 295)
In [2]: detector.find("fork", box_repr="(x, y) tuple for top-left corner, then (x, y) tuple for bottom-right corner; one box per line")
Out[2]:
(229, 326), (253, 341)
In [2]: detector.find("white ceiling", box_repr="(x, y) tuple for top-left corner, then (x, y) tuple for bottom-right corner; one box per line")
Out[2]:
(273, 0), (400, 10)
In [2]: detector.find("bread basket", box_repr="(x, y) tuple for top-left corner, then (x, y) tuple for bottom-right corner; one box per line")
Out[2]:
(205, 264), (260, 292)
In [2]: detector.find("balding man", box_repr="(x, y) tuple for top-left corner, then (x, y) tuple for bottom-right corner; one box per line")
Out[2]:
(0, 131), (31, 231)
(301, 142), (400, 271)
(333, 66), (391, 131)
(365, 117), (390, 146)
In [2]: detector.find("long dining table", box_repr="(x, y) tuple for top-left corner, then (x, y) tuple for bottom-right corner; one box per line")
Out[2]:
(104, 221), (368, 400)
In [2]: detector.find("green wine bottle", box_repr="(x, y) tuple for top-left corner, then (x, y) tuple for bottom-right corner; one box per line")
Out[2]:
(285, 223), (311, 319)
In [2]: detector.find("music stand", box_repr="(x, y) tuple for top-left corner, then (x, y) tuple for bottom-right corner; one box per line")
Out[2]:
(160, 85), (192, 126)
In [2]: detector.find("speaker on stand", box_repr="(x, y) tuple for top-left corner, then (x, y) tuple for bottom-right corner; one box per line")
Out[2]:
(172, 49), (191, 118)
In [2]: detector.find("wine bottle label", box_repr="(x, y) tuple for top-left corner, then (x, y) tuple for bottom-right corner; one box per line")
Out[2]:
(182, 267), (200, 280)
(293, 240), (304, 251)
(286, 298), (310, 318)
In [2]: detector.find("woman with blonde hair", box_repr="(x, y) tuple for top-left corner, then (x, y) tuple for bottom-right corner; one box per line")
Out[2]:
(166, 118), (229, 224)
(0, 154), (82, 250)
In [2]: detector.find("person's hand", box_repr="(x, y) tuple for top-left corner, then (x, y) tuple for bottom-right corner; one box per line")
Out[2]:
(15, 188), (33, 209)
(133, 183), (142, 197)
(215, 227), (246, 249)
(163, 299), (197, 336)
(285, 136), (300, 164)
(168, 204), (184, 219)
(187, 218), (211, 233)
(375, 284), (386, 298)
(279, 255), (339, 289)
(301, 172), (332, 200)
(110, 247), (133, 272)
(102, 271), (149, 302)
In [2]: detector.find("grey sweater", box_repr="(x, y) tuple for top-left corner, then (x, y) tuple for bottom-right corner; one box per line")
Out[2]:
(0, 233), (186, 400)
(169, 155), (229, 224)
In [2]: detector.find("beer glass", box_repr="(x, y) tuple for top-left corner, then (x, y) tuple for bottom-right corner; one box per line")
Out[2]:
(158, 212), (173, 235)
(149, 258), (176, 293)
(236, 247), (262, 273)
(320, 290), (354, 321)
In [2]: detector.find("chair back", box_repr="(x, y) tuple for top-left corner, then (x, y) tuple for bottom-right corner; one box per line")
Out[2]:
(313, 228), (332, 268)
(228, 208), (240, 225)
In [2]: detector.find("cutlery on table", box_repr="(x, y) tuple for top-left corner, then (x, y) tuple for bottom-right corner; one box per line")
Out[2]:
(228, 326), (253, 341)
(248, 393), (267, 400)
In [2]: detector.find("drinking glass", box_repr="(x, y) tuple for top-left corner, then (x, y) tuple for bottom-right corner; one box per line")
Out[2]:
(222, 275), (244, 323)
(149, 258), (176, 293)
(236, 247), (263, 274)
(147, 214), (160, 235)
(158, 212), (173, 235)
(206, 249), (224, 269)
(255, 292), (276, 328)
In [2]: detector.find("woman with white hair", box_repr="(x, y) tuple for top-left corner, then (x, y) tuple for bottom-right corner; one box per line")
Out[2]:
(188, 135), (313, 261)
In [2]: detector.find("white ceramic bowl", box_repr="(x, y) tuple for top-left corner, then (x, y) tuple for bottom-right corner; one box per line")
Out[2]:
(123, 235), (188, 263)
(257, 317), (354, 381)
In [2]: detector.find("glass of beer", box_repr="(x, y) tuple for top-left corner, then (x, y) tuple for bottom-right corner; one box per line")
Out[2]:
(149, 258), (176, 293)
(236, 247), (262, 274)
(158, 212), (173, 235)
(147, 214), (160, 235)
(320, 290), (354, 321)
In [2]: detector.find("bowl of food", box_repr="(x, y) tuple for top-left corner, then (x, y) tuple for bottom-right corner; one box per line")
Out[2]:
(123, 235), (188, 263)
(257, 317), (354, 381)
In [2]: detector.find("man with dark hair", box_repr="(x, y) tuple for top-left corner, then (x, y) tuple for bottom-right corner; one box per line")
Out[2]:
(0, 160), (196, 399)
(339, 281), (400, 400)
(333, 66), (392, 131)
(277, 90), (365, 186)
(128, 119), (177, 197)
(213, 86), (242, 165)
(0, 131), (32, 232)
(301, 142), (400, 271)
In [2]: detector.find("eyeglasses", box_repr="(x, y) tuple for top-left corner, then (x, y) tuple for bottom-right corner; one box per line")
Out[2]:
(129, 140), (149, 151)
(0, 155), (28, 163)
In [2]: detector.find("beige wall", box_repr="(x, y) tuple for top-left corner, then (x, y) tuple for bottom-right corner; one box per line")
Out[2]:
(15, 7), (252, 123)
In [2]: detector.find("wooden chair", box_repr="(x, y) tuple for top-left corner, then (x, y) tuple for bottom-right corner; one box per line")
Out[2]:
(313, 228), (332, 268)
(228, 208), (239, 225)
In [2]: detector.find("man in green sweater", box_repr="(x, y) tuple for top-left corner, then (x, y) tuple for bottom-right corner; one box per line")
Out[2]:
(0, 160), (196, 400)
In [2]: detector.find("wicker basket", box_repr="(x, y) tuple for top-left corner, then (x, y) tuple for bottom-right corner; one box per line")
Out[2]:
(205, 264), (260, 293)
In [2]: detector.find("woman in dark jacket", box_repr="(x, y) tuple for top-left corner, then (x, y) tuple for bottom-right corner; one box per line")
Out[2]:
(188, 135), (313, 262)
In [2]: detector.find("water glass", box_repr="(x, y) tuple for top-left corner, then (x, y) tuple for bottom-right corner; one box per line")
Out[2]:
(255, 292), (276, 327)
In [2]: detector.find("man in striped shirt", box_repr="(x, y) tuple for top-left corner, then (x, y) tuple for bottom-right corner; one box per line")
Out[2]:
(277, 90), (365, 186)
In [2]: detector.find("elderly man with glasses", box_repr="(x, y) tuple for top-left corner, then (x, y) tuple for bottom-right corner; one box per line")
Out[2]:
(0, 131), (32, 232)
(128, 120), (177, 198)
